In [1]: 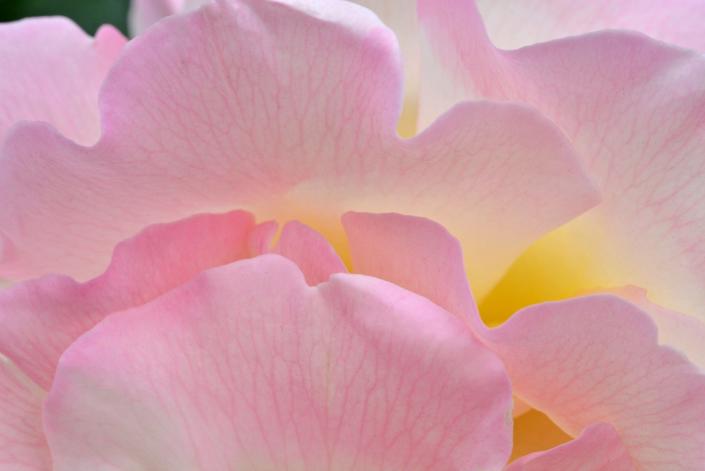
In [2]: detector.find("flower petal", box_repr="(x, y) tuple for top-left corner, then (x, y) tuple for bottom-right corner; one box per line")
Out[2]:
(0, 210), (256, 390)
(132, 0), (420, 136)
(128, 0), (183, 35)
(476, 0), (705, 51)
(342, 211), (482, 331)
(0, 357), (50, 471)
(0, 18), (124, 145)
(419, 0), (705, 319)
(353, 0), (421, 136)
(610, 286), (705, 372)
(128, 0), (210, 35)
(45, 255), (512, 471)
(0, 0), (597, 301)
(506, 423), (634, 471)
(274, 221), (346, 285)
(485, 295), (705, 469)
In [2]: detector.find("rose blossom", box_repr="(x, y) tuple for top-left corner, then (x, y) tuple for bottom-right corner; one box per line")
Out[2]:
(1, 0), (705, 469)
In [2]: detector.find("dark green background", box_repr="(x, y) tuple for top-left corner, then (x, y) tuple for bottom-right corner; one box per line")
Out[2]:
(0, 0), (130, 34)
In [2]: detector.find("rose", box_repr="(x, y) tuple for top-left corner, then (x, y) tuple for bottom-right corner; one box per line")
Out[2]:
(1, 0), (704, 469)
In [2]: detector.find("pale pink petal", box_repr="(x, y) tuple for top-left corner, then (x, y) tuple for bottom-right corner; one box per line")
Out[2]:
(45, 255), (512, 471)
(128, 0), (184, 34)
(372, 103), (597, 299)
(353, 0), (421, 135)
(0, 211), (256, 389)
(0, 18), (124, 145)
(342, 211), (482, 332)
(0, 0), (597, 302)
(419, 0), (705, 318)
(130, 0), (421, 96)
(128, 0), (210, 35)
(247, 220), (278, 256)
(0, 357), (50, 471)
(485, 295), (705, 469)
(506, 423), (634, 471)
(610, 286), (705, 372)
(476, 0), (705, 51)
(274, 221), (346, 285)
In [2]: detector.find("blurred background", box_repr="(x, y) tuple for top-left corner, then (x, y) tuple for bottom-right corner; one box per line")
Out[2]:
(0, 0), (130, 34)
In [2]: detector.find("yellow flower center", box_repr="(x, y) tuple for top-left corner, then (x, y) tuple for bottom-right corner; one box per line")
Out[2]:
(479, 219), (612, 460)
(511, 409), (573, 461)
(479, 219), (606, 327)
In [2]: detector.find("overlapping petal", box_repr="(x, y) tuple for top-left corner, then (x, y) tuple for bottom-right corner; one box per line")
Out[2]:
(0, 211), (257, 390)
(129, 0), (182, 34)
(129, 0), (209, 35)
(0, 0), (597, 304)
(0, 18), (124, 144)
(485, 295), (705, 469)
(506, 423), (634, 471)
(341, 214), (705, 467)
(274, 221), (347, 285)
(0, 210), (357, 468)
(341, 211), (705, 467)
(343, 211), (481, 330)
(419, 0), (705, 321)
(45, 255), (513, 471)
(476, 0), (705, 51)
(609, 286), (705, 372)
(129, 0), (421, 136)
(4, 1), (702, 469)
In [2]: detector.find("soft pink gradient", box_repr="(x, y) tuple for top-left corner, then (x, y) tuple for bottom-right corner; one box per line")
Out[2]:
(45, 255), (513, 471)
(3, 209), (705, 469)
(128, 0), (183, 34)
(0, 358), (50, 471)
(0, 210), (349, 471)
(1, 0), (703, 468)
(419, 0), (705, 320)
(343, 211), (482, 332)
(129, 0), (208, 35)
(476, 0), (705, 51)
(0, 211), (258, 390)
(342, 212), (705, 468)
(609, 286), (705, 372)
(0, 0), (596, 304)
(274, 221), (347, 285)
(485, 295), (705, 468)
(0, 18), (124, 144)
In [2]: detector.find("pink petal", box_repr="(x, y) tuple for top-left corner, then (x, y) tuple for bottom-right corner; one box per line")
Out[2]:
(611, 286), (705, 372)
(485, 295), (705, 469)
(343, 211), (482, 332)
(274, 221), (346, 285)
(0, 18), (124, 145)
(128, 0), (184, 34)
(45, 255), (512, 470)
(353, 1), (421, 135)
(0, 210), (256, 390)
(419, 0), (705, 318)
(506, 423), (634, 471)
(476, 0), (705, 51)
(247, 220), (278, 255)
(0, 0), (597, 302)
(128, 0), (209, 35)
(0, 357), (50, 471)
(128, 0), (421, 114)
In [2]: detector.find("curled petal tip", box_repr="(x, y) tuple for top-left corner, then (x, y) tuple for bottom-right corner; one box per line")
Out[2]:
(94, 24), (127, 54)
